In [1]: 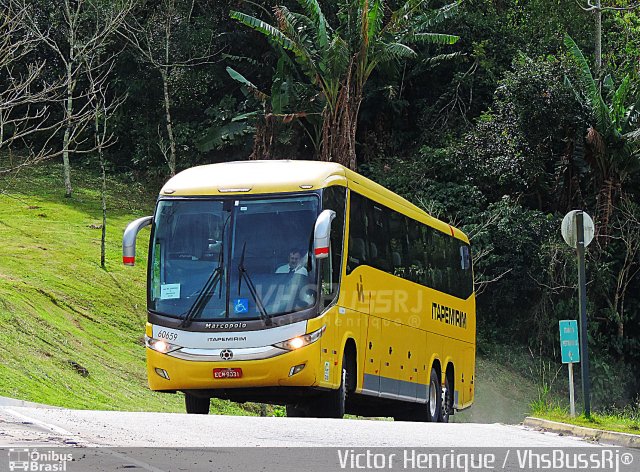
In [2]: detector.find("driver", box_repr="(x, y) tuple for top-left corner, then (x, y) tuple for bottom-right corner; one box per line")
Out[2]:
(275, 249), (308, 276)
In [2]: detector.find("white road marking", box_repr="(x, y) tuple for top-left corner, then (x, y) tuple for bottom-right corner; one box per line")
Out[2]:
(3, 408), (86, 443)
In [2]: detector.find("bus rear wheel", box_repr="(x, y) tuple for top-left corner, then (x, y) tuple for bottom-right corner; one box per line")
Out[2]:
(185, 392), (211, 414)
(440, 374), (453, 423)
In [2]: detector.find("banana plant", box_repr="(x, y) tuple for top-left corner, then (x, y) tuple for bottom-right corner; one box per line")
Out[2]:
(564, 34), (640, 240)
(231, 0), (459, 169)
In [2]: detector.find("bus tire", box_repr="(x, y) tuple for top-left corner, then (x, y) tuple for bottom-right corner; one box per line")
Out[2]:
(185, 392), (210, 414)
(285, 403), (308, 417)
(426, 368), (442, 422)
(440, 374), (453, 423)
(316, 356), (348, 418)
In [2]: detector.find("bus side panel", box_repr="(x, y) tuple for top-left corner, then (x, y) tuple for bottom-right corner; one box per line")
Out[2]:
(399, 324), (423, 402)
(334, 308), (365, 389)
(361, 315), (383, 396)
(380, 320), (402, 399)
(425, 332), (444, 377)
(318, 309), (337, 389)
(462, 344), (476, 407)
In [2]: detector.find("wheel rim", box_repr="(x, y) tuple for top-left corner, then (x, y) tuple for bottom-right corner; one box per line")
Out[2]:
(429, 379), (438, 418)
(441, 385), (450, 420)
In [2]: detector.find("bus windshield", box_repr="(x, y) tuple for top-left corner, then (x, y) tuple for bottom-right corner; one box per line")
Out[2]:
(149, 195), (319, 321)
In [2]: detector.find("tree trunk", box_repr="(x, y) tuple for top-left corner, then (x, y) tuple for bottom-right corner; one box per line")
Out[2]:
(320, 67), (362, 170)
(63, 63), (74, 198)
(160, 68), (177, 176)
(100, 147), (107, 269)
(594, 0), (602, 79)
(250, 112), (276, 160)
(596, 177), (615, 243)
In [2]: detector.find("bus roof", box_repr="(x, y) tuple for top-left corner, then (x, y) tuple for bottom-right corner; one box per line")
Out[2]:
(160, 160), (469, 242)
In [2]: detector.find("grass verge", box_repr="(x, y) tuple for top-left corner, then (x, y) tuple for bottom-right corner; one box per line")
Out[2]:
(531, 404), (640, 436)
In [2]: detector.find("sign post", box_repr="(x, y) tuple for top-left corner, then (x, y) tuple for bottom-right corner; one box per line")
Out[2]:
(561, 210), (594, 418)
(559, 320), (580, 417)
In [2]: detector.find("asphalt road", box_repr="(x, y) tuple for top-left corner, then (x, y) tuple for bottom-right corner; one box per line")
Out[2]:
(0, 406), (597, 448)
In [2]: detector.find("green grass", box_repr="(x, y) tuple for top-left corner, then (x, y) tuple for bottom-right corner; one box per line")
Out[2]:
(0, 162), (247, 414)
(531, 404), (640, 436)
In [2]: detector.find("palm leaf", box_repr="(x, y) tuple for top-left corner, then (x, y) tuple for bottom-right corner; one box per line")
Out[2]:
(385, 42), (417, 59)
(564, 34), (611, 131)
(612, 74), (631, 126)
(367, 0), (385, 42)
(387, 0), (427, 34)
(409, 32), (459, 45)
(230, 11), (294, 51)
(623, 127), (640, 142)
(563, 35), (598, 103)
(417, 2), (459, 29)
(273, 6), (320, 83)
(296, 0), (329, 48)
(603, 74), (614, 95)
(197, 121), (252, 152)
(226, 66), (269, 102)
(622, 94), (640, 130)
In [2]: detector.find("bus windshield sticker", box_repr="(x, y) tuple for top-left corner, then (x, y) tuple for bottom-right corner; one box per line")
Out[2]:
(160, 283), (181, 300)
(233, 298), (249, 314)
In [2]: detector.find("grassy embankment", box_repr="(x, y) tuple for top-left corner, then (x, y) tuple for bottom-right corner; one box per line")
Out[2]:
(0, 163), (246, 414)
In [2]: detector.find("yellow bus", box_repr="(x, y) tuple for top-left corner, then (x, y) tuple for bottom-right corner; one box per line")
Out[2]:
(123, 160), (475, 420)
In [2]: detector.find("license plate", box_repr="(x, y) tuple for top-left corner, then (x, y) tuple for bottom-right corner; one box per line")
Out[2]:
(213, 368), (243, 379)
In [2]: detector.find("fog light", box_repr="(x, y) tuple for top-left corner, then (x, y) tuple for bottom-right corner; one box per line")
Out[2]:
(155, 368), (170, 380)
(289, 364), (306, 377)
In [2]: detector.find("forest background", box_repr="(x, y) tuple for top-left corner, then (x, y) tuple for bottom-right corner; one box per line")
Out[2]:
(1, 0), (639, 412)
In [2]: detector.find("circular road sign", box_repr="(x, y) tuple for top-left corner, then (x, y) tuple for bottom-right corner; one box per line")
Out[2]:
(561, 210), (595, 248)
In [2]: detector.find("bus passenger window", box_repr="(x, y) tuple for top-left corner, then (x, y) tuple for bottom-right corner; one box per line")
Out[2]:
(347, 193), (369, 274)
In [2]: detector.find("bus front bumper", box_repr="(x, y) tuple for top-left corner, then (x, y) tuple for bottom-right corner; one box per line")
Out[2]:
(146, 341), (320, 391)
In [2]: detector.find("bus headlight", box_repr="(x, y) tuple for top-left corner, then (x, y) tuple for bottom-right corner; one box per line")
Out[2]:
(274, 326), (326, 351)
(145, 336), (180, 354)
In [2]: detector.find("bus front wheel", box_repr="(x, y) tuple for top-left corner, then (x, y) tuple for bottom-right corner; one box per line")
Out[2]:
(315, 357), (349, 418)
(285, 402), (309, 417)
(185, 392), (211, 414)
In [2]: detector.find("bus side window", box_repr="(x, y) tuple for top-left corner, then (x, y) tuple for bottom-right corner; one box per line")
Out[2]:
(389, 210), (407, 278)
(347, 192), (369, 274)
(368, 202), (392, 272)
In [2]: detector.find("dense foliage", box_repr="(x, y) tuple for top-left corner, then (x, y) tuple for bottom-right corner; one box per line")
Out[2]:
(2, 0), (639, 407)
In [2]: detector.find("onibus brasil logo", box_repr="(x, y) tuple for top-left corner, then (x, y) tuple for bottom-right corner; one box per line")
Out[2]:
(8, 449), (73, 472)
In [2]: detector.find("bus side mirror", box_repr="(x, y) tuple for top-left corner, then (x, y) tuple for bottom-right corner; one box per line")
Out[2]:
(314, 210), (336, 260)
(123, 216), (153, 266)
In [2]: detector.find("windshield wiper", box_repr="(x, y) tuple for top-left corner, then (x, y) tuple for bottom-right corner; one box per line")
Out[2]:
(179, 265), (223, 328)
(237, 242), (272, 326)
(180, 213), (230, 328)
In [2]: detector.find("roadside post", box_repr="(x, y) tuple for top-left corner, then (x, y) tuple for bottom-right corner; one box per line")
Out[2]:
(559, 320), (580, 417)
(561, 210), (594, 418)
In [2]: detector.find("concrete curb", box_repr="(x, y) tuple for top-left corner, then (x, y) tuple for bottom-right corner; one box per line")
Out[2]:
(524, 417), (640, 449)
